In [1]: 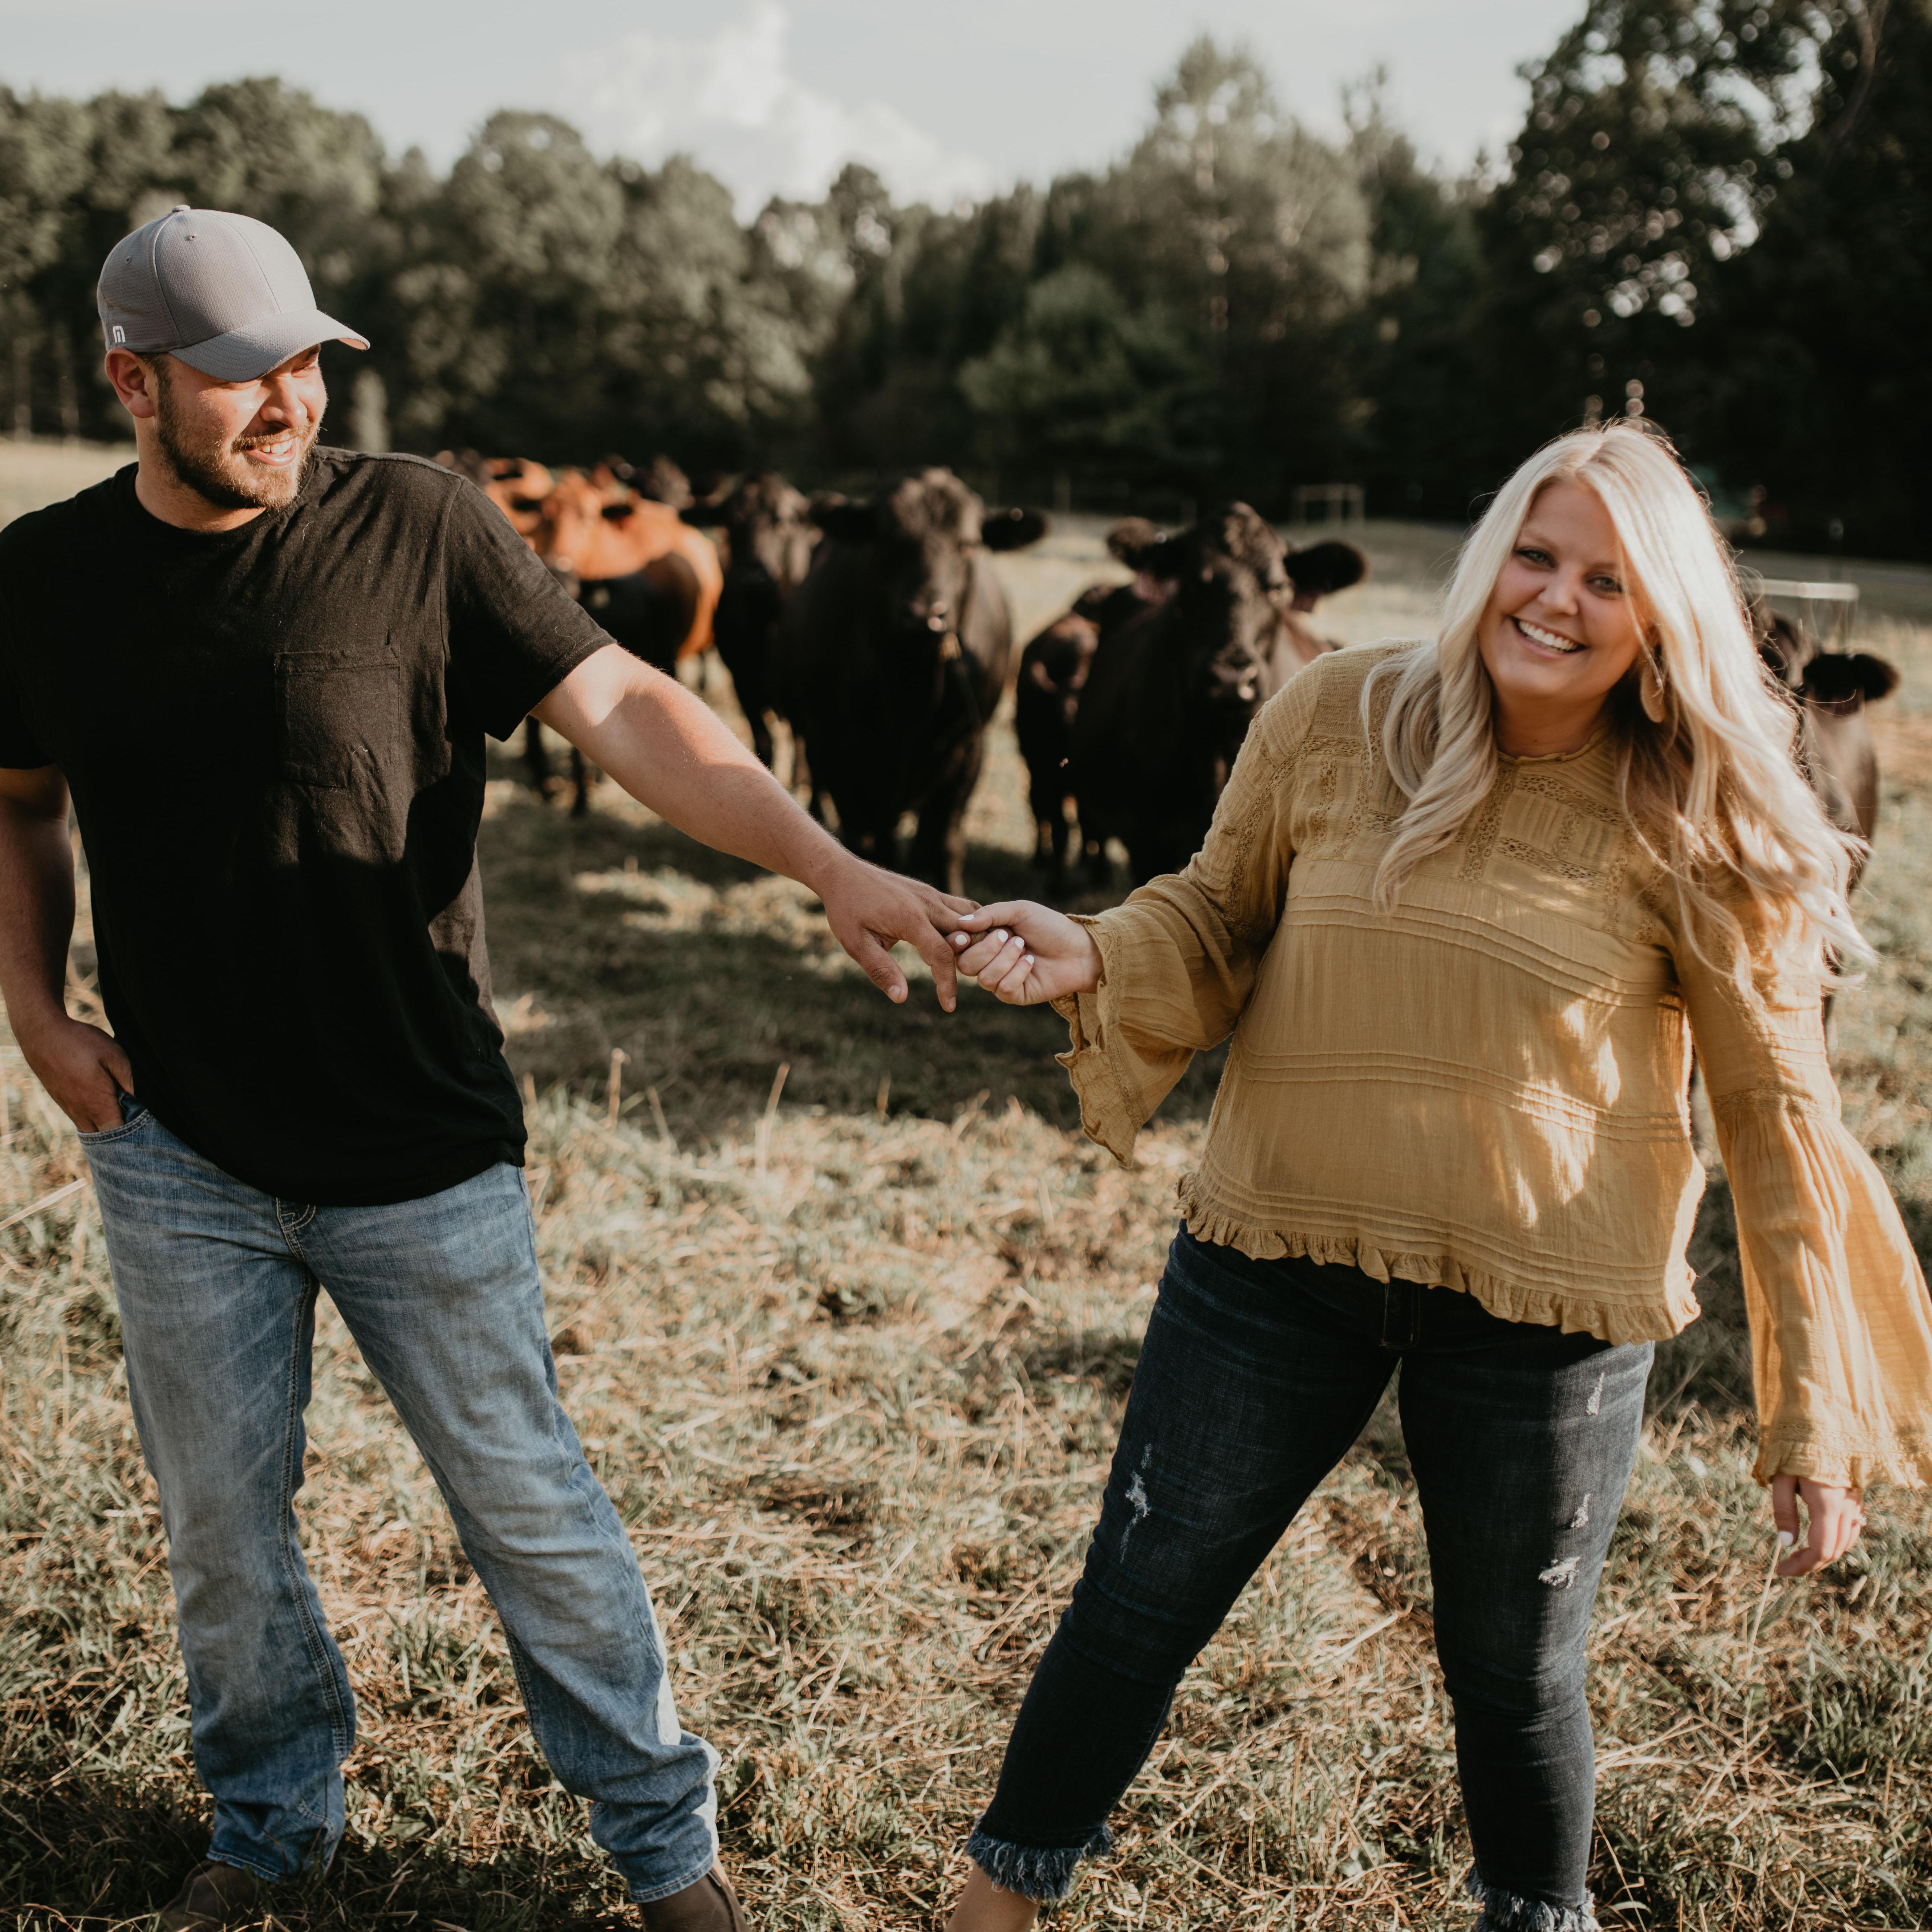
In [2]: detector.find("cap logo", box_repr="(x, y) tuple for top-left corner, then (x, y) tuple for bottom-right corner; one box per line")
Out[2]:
(111, 326), (125, 345)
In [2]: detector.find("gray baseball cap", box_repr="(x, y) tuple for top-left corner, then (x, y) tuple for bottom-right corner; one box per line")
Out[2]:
(98, 206), (369, 381)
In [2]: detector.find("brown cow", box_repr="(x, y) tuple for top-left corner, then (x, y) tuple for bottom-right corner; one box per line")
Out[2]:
(488, 468), (726, 813)
(1753, 601), (1898, 885)
(520, 471), (723, 657)
(435, 451), (555, 539)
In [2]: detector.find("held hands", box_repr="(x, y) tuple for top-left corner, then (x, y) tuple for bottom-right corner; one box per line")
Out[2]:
(946, 901), (1104, 1006)
(817, 855), (977, 1011)
(1771, 1475), (1866, 1578)
(19, 1014), (133, 1133)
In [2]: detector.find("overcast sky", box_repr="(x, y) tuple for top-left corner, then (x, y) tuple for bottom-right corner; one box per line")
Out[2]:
(2, 0), (1583, 215)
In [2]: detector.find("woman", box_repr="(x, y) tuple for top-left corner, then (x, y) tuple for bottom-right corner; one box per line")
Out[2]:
(940, 423), (1932, 1932)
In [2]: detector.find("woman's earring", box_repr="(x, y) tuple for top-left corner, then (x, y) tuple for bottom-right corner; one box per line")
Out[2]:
(1640, 659), (1668, 725)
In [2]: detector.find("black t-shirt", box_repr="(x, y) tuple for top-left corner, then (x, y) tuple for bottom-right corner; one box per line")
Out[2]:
(0, 449), (608, 1204)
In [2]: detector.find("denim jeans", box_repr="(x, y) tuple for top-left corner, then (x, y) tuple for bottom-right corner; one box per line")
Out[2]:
(968, 1226), (1651, 1929)
(81, 1099), (719, 1905)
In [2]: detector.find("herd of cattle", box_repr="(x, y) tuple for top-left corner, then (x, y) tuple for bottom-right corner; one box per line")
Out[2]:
(436, 450), (1898, 903)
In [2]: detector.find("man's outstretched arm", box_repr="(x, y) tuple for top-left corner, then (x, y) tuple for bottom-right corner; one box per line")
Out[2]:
(0, 765), (131, 1129)
(533, 644), (971, 1010)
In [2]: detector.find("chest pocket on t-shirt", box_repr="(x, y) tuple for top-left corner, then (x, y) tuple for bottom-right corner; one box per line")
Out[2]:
(276, 646), (407, 791)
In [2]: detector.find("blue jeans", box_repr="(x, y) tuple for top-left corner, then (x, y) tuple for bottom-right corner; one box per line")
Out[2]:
(968, 1227), (1651, 1930)
(81, 1099), (719, 1905)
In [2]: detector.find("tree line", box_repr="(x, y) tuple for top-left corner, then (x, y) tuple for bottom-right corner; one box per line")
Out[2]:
(0, 1), (1918, 555)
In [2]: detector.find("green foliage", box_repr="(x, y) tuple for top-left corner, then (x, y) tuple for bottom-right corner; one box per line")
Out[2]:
(0, 13), (1924, 545)
(958, 264), (1209, 483)
(1696, 0), (1932, 555)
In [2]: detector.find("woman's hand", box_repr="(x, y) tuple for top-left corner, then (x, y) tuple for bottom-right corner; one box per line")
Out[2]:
(1771, 1475), (1866, 1576)
(947, 901), (1103, 1006)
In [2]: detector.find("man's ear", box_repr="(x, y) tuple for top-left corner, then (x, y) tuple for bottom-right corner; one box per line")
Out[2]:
(105, 348), (162, 420)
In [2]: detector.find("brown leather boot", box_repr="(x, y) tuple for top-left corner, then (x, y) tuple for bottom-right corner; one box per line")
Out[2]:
(637, 1865), (749, 1931)
(157, 1861), (271, 1929)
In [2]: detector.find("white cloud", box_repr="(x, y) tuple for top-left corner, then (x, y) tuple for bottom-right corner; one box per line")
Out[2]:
(555, 1), (995, 216)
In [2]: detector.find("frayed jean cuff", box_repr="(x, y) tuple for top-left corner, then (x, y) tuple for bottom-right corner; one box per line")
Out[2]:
(1466, 1866), (1600, 1932)
(966, 1820), (1114, 1902)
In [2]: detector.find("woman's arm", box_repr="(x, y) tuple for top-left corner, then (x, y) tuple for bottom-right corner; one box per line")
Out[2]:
(1677, 904), (1932, 1572)
(951, 672), (1320, 1160)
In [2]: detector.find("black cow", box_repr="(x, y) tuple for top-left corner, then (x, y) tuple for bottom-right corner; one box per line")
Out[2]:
(684, 474), (819, 770)
(1014, 520), (1174, 885)
(1753, 602), (1898, 887)
(773, 468), (1046, 895)
(1016, 590), (1106, 885)
(1286, 539), (1369, 608)
(1072, 504), (1299, 886)
(1280, 537), (1369, 671)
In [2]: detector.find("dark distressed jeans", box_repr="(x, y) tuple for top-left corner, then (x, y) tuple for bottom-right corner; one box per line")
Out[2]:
(968, 1226), (1650, 1930)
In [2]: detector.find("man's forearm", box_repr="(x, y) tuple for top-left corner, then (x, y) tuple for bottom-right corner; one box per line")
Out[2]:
(0, 786), (79, 1043)
(535, 651), (854, 892)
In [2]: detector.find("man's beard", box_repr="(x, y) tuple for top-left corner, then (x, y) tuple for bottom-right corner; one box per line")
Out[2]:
(153, 366), (319, 512)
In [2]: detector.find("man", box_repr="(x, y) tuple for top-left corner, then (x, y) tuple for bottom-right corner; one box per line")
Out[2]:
(0, 207), (969, 1931)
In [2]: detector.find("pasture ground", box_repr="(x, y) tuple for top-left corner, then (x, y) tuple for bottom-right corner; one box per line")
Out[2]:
(3, 443), (1932, 1928)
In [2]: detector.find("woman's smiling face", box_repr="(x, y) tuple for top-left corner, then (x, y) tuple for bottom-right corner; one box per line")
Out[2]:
(1477, 479), (1650, 755)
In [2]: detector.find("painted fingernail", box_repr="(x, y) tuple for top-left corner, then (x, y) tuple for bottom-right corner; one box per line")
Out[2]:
(950, 933), (967, 946)
(1023, 954), (1035, 967)
(991, 930), (1007, 944)
(1777, 1531), (1795, 1548)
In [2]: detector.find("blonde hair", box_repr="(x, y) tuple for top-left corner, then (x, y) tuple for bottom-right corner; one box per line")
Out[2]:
(1363, 421), (1868, 975)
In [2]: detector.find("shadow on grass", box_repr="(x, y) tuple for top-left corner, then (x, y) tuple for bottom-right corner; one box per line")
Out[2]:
(0, 1758), (638, 1931)
(478, 776), (1226, 1142)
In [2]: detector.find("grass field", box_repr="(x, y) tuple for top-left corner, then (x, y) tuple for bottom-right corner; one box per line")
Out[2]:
(4, 443), (1932, 1929)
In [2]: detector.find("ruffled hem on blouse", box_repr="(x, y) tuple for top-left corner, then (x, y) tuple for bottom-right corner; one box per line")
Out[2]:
(1175, 1171), (1704, 1348)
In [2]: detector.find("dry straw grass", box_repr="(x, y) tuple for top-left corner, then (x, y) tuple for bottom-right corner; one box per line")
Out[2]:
(3, 483), (1931, 1928)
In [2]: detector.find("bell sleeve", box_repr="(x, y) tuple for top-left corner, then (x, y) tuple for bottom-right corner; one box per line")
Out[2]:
(1052, 667), (1318, 1165)
(1675, 905), (1932, 1490)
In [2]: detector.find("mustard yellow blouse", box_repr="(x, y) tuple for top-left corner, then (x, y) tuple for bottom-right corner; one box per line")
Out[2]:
(1056, 645), (1932, 1491)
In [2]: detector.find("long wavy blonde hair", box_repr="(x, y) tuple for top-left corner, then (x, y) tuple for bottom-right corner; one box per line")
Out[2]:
(1362, 421), (1867, 974)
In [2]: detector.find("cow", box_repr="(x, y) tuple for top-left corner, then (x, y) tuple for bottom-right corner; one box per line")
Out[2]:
(594, 452), (696, 508)
(1753, 601), (1898, 886)
(1280, 538), (1369, 671)
(772, 468), (1046, 895)
(682, 473), (820, 770)
(435, 451), (555, 539)
(509, 470), (725, 813)
(1071, 504), (1302, 886)
(1013, 520), (1173, 886)
(1015, 589), (1107, 885)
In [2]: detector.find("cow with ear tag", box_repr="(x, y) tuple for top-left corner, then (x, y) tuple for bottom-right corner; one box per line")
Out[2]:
(772, 467), (1047, 896)
(1071, 503), (1300, 886)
